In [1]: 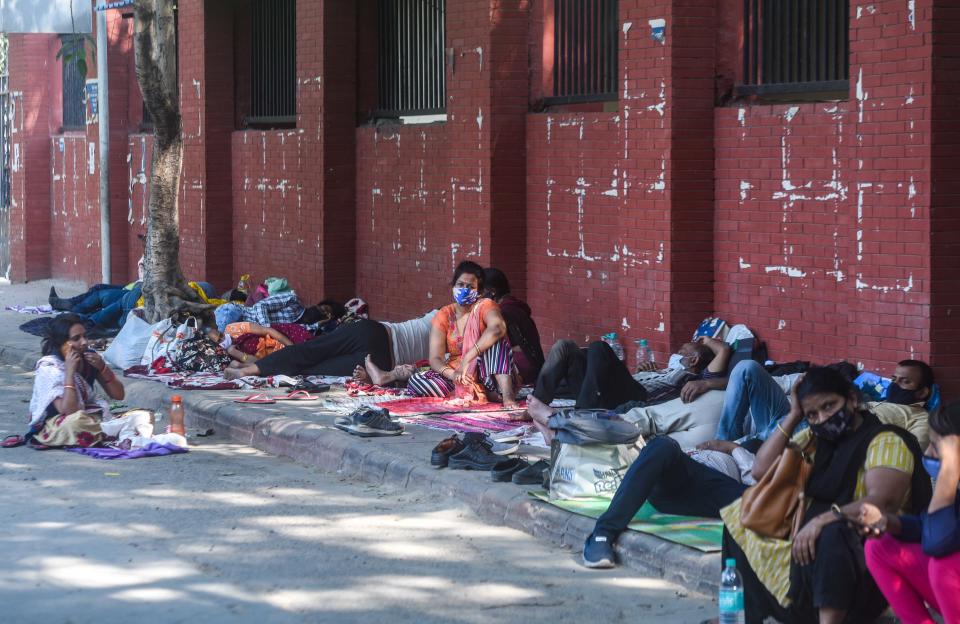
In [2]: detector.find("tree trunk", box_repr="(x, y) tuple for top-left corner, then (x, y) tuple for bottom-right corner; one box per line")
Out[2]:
(132, 0), (208, 323)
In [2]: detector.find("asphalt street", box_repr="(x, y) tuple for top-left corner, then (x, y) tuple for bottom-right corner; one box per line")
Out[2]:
(0, 362), (715, 623)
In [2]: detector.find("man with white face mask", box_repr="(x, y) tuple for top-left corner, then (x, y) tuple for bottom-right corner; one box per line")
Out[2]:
(528, 335), (732, 412)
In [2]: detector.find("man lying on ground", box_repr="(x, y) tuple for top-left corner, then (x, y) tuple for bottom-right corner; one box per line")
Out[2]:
(527, 335), (732, 429)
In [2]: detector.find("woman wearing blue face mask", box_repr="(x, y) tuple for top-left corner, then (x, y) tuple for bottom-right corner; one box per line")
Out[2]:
(406, 260), (519, 408)
(857, 402), (960, 624)
(719, 367), (932, 624)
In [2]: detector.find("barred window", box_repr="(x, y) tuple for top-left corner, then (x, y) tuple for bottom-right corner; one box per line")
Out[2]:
(740, 0), (849, 99)
(60, 36), (86, 130)
(376, 0), (446, 117)
(249, 0), (296, 125)
(546, 0), (618, 105)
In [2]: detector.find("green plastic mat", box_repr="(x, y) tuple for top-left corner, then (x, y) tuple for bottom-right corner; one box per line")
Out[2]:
(529, 491), (723, 553)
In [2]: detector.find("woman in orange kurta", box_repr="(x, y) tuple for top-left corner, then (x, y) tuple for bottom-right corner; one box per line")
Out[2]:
(406, 261), (519, 408)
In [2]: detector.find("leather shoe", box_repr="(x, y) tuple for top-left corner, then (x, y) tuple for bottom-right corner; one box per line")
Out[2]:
(430, 435), (464, 469)
(490, 458), (528, 482)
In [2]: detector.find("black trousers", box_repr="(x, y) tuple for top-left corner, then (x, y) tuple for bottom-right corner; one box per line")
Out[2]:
(533, 340), (648, 409)
(255, 319), (392, 377)
(722, 521), (886, 624)
(594, 436), (746, 537)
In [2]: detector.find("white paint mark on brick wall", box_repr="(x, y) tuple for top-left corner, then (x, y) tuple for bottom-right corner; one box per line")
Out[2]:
(907, 0), (915, 30)
(622, 21), (632, 39)
(739, 257), (752, 269)
(777, 320), (786, 330)
(87, 142), (96, 175)
(740, 180), (752, 201)
(765, 266), (807, 278)
(856, 68), (867, 124)
(783, 106), (800, 123)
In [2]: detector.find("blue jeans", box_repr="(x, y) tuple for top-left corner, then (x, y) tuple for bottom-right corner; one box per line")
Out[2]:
(83, 285), (142, 329)
(72, 286), (126, 314)
(715, 360), (791, 442)
(593, 436), (746, 538)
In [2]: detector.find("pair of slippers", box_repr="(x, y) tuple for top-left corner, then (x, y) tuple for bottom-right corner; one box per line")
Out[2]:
(233, 390), (323, 404)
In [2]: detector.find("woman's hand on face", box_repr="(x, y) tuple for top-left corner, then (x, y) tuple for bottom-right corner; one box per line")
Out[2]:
(64, 349), (83, 373)
(83, 350), (106, 372)
(792, 517), (823, 566)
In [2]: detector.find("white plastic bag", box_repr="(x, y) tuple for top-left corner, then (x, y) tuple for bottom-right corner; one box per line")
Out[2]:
(140, 316), (198, 367)
(549, 442), (641, 501)
(103, 311), (153, 370)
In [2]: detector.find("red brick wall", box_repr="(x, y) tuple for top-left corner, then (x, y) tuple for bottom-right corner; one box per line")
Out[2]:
(7, 35), (57, 282)
(354, 0), (498, 321)
(715, 0), (934, 383)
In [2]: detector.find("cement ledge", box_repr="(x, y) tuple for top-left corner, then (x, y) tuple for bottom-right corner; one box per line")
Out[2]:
(0, 338), (721, 594)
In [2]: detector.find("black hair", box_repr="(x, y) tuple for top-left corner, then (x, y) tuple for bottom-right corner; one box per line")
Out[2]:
(898, 359), (935, 390)
(930, 402), (960, 438)
(451, 260), (485, 291)
(317, 299), (347, 320)
(796, 366), (857, 403)
(691, 343), (716, 372)
(482, 268), (511, 299)
(41, 313), (86, 360)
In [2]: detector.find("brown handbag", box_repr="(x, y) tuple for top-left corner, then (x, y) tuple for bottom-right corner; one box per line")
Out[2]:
(740, 438), (816, 540)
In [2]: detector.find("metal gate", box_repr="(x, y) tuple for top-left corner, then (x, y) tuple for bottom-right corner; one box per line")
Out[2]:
(0, 72), (10, 282)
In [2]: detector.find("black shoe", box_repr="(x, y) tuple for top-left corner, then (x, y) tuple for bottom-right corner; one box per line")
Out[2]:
(582, 532), (616, 569)
(48, 286), (74, 311)
(511, 459), (549, 485)
(491, 457), (527, 482)
(431, 435), (465, 468)
(334, 407), (403, 437)
(447, 436), (501, 470)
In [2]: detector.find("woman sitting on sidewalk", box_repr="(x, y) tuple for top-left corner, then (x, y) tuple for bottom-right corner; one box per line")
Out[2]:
(858, 401), (960, 624)
(406, 261), (520, 408)
(721, 367), (932, 623)
(25, 314), (126, 447)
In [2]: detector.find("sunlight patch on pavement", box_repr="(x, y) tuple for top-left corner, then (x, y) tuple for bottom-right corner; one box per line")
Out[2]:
(111, 587), (191, 602)
(3, 556), (196, 589)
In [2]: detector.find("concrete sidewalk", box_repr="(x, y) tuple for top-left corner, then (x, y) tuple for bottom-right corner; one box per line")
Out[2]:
(0, 279), (720, 594)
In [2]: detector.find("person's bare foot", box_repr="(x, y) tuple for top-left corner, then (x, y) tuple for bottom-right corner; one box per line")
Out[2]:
(352, 364), (371, 383)
(364, 354), (394, 386)
(224, 365), (258, 380)
(525, 395), (555, 426)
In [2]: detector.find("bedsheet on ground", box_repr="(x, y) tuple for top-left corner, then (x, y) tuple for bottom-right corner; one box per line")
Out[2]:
(397, 410), (526, 434)
(6, 304), (53, 314)
(377, 396), (527, 416)
(124, 366), (288, 390)
(318, 393), (413, 414)
(529, 491), (722, 552)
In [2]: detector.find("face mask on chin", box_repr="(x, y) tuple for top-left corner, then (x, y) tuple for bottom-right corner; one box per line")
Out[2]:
(667, 353), (684, 370)
(809, 403), (856, 442)
(886, 383), (921, 406)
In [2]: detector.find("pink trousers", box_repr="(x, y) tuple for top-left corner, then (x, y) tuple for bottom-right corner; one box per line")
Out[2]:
(865, 533), (960, 624)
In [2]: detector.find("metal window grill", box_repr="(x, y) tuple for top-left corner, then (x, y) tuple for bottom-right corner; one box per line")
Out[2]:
(61, 37), (86, 130)
(741, 0), (849, 97)
(376, 0), (446, 117)
(546, 0), (618, 105)
(250, 0), (296, 125)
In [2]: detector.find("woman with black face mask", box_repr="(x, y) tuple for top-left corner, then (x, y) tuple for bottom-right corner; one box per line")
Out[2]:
(855, 401), (960, 624)
(718, 367), (932, 624)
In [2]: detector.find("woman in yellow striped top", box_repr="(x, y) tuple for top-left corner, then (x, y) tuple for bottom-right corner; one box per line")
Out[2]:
(720, 367), (932, 623)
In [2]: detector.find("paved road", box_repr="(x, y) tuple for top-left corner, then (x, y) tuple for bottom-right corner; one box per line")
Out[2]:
(0, 362), (714, 623)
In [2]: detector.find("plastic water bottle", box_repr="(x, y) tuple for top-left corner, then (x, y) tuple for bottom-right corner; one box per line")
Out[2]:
(719, 558), (745, 624)
(635, 338), (655, 370)
(601, 333), (624, 361)
(168, 395), (186, 436)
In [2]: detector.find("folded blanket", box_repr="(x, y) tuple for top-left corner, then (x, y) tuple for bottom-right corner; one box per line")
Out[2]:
(5, 304), (53, 314)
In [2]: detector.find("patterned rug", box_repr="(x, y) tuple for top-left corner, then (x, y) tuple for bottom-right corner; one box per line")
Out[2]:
(5, 304), (53, 314)
(529, 491), (722, 552)
(376, 396), (527, 416)
(398, 410), (527, 434)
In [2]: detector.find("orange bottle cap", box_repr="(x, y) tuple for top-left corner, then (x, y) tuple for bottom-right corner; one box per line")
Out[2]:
(170, 395), (182, 402)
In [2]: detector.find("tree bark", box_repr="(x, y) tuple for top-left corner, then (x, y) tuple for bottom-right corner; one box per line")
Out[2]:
(132, 0), (208, 322)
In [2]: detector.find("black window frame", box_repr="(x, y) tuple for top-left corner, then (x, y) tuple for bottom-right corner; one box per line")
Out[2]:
(739, 0), (849, 100)
(60, 34), (87, 131)
(246, 0), (297, 127)
(375, 0), (446, 119)
(544, 0), (618, 106)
